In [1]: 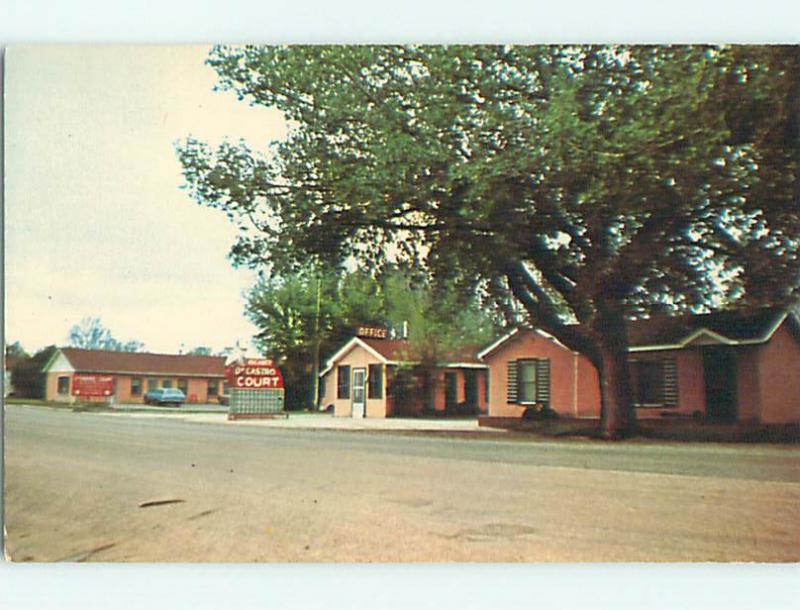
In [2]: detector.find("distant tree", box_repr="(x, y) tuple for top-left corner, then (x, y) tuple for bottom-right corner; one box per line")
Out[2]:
(5, 341), (29, 360)
(111, 339), (146, 353)
(179, 45), (799, 438)
(68, 317), (113, 349)
(187, 346), (213, 356)
(11, 345), (58, 398)
(68, 317), (144, 352)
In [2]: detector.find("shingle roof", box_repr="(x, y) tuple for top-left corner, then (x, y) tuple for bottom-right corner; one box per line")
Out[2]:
(479, 307), (794, 357)
(58, 348), (226, 377)
(359, 338), (415, 361)
(627, 307), (789, 348)
(359, 337), (485, 365)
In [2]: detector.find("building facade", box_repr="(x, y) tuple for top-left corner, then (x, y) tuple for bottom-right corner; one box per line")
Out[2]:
(479, 308), (800, 425)
(319, 336), (488, 418)
(480, 328), (601, 419)
(43, 348), (227, 404)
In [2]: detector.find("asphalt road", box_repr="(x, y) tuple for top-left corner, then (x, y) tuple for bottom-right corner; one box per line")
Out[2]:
(4, 405), (800, 562)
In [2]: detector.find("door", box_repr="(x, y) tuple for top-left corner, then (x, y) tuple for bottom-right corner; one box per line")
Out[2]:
(463, 370), (478, 409)
(352, 368), (366, 418)
(444, 372), (458, 410)
(703, 347), (737, 422)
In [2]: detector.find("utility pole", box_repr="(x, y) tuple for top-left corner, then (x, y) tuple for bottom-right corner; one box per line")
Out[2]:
(310, 276), (322, 411)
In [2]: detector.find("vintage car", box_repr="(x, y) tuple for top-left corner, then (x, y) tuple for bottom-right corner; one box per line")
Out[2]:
(143, 387), (186, 407)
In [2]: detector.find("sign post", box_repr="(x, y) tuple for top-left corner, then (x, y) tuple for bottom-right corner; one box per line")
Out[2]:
(226, 358), (286, 420)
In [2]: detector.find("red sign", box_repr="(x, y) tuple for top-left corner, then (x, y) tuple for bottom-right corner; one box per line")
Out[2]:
(72, 374), (114, 397)
(226, 358), (284, 390)
(357, 326), (388, 339)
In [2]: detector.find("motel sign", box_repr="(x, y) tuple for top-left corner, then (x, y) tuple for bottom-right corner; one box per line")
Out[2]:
(226, 358), (286, 420)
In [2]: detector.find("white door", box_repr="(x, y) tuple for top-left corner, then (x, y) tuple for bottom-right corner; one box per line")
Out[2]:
(352, 368), (366, 418)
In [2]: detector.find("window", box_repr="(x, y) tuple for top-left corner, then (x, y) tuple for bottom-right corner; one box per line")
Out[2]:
(337, 365), (351, 399)
(131, 378), (142, 396)
(223, 381), (229, 394)
(57, 376), (70, 395)
(208, 380), (219, 397)
(177, 379), (188, 395)
(368, 364), (383, 399)
(518, 361), (538, 403)
(162, 379), (173, 389)
(631, 360), (665, 406)
(148, 378), (158, 391)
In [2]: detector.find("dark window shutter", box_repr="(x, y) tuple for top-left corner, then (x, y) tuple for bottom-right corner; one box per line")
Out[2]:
(662, 357), (678, 407)
(506, 361), (518, 403)
(536, 359), (550, 406)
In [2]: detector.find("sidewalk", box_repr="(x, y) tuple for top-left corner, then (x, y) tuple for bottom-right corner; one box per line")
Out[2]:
(102, 410), (495, 432)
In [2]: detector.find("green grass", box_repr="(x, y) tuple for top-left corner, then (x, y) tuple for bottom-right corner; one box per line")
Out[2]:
(4, 397), (70, 408)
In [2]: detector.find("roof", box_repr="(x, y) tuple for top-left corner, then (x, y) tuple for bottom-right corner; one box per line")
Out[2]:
(53, 348), (226, 377)
(478, 327), (571, 360)
(627, 307), (793, 351)
(319, 336), (487, 377)
(359, 338), (415, 361)
(440, 343), (486, 365)
(477, 307), (795, 357)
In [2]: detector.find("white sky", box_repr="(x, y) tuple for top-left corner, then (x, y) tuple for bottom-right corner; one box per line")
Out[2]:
(5, 45), (288, 355)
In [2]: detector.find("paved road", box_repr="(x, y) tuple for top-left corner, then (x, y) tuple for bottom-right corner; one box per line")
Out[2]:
(4, 405), (800, 562)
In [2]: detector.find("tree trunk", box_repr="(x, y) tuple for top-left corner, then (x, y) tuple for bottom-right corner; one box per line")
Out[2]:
(598, 345), (635, 439)
(595, 305), (636, 439)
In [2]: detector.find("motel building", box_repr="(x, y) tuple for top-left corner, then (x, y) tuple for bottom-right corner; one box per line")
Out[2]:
(42, 347), (228, 404)
(480, 307), (800, 425)
(319, 328), (488, 418)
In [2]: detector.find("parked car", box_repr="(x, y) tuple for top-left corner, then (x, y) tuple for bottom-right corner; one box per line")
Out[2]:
(143, 388), (186, 407)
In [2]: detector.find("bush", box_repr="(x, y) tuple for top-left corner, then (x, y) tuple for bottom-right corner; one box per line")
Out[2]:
(522, 405), (560, 421)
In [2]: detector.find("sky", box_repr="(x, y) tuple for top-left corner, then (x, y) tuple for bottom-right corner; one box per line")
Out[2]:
(5, 45), (288, 355)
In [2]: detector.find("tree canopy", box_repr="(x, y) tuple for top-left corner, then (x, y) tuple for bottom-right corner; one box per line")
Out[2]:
(178, 45), (799, 436)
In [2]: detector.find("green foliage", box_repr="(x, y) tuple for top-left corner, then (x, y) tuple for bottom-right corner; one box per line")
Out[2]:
(5, 341), (29, 360)
(187, 346), (213, 356)
(11, 345), (57, 398)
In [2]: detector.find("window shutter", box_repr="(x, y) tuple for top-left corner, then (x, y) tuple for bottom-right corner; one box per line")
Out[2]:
(662, 357), (678, 407)
(506, 361), (518, 403)
(536, 359), (550, 406)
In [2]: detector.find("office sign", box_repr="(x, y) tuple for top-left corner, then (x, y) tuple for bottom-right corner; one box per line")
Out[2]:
(357, 326), (388, 339)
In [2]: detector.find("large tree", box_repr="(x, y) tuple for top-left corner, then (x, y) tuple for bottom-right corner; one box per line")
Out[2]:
(178, 45), (799, 437)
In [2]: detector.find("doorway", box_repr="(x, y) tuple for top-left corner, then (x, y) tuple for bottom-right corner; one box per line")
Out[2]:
(351, 368), (366, 418)
(444, 372), (458, 410)
(463, 370), (478, 409)
(702, 347), (737, 422)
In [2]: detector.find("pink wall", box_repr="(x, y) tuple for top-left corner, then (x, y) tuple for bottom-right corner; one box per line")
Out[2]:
(320, 343), (388, 418)
(757, 323), (800, 423)
(735, 346), (761, 422)
(484, 330), (600, 418)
